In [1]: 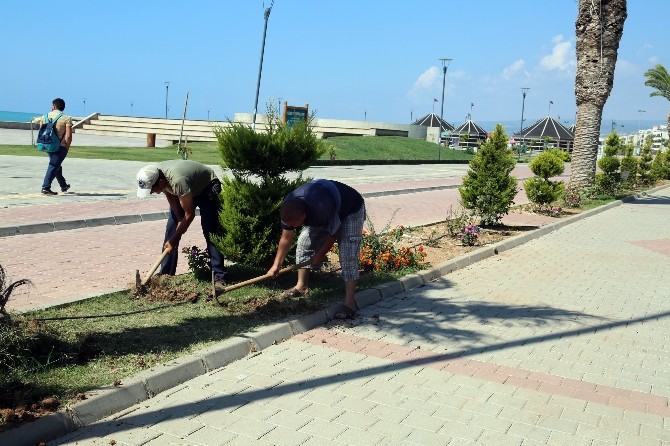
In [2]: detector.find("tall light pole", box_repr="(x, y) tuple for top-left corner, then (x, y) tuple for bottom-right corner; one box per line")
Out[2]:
(130, 101), (134, 116)
(252, 3), (274, 130)
(164, 82), (170, 119)
(520, 88), (529, 132)
(82, 98), (86, 116)
(438, 58), (452, 160)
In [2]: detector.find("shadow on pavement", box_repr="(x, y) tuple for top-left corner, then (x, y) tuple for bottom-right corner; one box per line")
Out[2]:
(625, 193), (670, 206)
(60, 305), (670, 442)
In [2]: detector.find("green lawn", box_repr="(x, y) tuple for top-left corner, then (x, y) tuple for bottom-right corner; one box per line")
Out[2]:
(0, 136), (473, 164)
(0, 264), (415, 420)
(324, 136), (473, 161)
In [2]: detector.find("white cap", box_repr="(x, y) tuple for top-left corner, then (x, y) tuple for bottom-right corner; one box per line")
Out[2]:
(136, 165), (159, 198)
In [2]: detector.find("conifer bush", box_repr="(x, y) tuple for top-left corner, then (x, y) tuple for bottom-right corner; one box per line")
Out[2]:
(620, 144), (639, 189)
(595, 132), (623, 195)
(212, 104), (326, 266)
(651, 148), (668, 181)
(459, 124), (517, 225)
(638, 135), (655, 185)
(524, 149), (565, 209)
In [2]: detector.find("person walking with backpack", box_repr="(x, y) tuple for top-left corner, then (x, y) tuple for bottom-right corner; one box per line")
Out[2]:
(34, 98), (72, 195)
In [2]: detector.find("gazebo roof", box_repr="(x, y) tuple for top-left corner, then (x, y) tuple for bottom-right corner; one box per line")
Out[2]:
(452, 119), (488, 137)
(412, 113), (454, 132)
(514, 116), (574, 140)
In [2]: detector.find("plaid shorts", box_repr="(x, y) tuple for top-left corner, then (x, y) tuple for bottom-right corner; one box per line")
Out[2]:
(296, 204), (366, 282)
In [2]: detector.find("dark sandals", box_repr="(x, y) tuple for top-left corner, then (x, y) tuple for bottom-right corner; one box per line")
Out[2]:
(280, 287), (310, 298)
(333, 303), (357, 320)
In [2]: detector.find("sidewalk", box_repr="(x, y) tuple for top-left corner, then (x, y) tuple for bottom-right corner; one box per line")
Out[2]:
(0, 153), (561, 313)
(28, 185), (670, 446)
(0, 180), (554, 313)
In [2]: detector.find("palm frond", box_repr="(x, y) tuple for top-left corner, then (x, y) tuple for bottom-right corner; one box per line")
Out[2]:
(643, 64), (670, 101)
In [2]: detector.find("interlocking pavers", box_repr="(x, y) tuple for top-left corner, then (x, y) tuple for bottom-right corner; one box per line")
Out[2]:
(4, 161), (670, 445)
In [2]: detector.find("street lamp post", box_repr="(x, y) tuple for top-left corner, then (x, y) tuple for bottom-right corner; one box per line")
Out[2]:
(520, 88), (529, 133)
(252, 5), (273, 130)
(438, 58), (452, 161)
(130, 101), (134, 116)
(82, 98), (86, 116)
(164, 82), (170, 119)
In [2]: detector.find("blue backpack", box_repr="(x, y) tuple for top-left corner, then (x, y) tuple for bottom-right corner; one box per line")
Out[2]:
(36, 112), (64, 152)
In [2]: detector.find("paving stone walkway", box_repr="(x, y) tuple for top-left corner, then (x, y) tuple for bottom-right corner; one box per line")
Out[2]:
(45, 187), (670, 445)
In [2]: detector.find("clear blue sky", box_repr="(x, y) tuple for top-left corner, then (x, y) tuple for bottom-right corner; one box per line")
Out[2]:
(3, 1), (668, 126)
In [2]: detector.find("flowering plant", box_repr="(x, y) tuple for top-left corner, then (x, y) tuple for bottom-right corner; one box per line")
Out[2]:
(459, 224), (481, 246)
(358, 225), (427, 273)
(181, 246), (211, 280)
(563, 187), (581, 208)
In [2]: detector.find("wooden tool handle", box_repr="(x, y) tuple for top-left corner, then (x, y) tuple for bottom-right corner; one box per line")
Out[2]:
(221, 260), (312, 293)
(141, 250), (170, 286)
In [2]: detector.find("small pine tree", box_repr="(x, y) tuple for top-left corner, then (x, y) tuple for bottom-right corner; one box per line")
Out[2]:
(638, 135), (654, 185)
(212, 102), (326, 265)
(595, 132), (622, 195)
(651, 148), (667, 181)
(619, 144), (639, 189)
(524, 149), (565, 209)
(459, 124), (517, 225)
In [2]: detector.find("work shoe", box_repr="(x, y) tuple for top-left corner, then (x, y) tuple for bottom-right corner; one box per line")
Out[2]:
(213, 277), (227, 298)
(61, 184), (71, 193)
(41, 188), (58, 196)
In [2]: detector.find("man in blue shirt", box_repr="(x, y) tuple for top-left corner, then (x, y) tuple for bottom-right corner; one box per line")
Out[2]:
(267, 179), (365, 319)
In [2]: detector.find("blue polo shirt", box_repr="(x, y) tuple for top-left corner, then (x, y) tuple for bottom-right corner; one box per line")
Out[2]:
(281, 179), (364, 235)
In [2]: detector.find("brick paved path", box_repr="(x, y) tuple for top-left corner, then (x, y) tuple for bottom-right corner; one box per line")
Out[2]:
(1, 167), (560, 313)
(51, 188), (670, 445)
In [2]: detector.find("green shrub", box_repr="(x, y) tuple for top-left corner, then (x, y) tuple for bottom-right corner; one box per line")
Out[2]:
(638, 135), (655, 185)
(651, 149), (668, 181)
(523, 149), (565, 209)
(459, 124), (517, 225)
(620, 144), (638, 188)
(212, 103), (324, 266)
(213, 176), (305, 266)
(596, 132), (623, 195)
(524, 177), (565, 208)
(529, 149), (565, 178)
(594, 173), (620, 196)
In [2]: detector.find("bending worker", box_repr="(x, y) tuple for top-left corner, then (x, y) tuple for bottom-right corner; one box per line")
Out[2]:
(136, 160), (227, 291)
(267, 179), (365, 319)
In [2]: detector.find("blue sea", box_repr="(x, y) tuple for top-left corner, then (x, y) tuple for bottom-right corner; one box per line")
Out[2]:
(0, 110), (42, 122)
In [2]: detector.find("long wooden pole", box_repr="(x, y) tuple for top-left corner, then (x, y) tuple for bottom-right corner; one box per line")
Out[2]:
(177, 92), (189, 155)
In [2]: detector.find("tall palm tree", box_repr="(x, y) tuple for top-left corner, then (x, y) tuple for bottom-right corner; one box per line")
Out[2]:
(643, 64), (670, 131)
(570, 0), (627, 191)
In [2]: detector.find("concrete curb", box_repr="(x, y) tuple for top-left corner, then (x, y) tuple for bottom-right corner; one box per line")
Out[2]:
(0, 211), (171, 238)
(2, 185), (668, 445)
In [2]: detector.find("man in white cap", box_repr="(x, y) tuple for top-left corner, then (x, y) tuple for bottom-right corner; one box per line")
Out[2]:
(136, 160), (227, 290)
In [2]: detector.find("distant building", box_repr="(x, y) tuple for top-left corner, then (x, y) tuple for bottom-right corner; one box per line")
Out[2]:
(514, 116), (574, 152)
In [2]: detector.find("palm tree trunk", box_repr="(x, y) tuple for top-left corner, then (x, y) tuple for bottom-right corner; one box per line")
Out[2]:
(570, 0), (627, 191)
(571, 103), (604, 187)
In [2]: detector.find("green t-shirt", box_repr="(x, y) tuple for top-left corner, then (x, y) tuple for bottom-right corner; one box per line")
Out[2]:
(158, 160), (218, 197)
